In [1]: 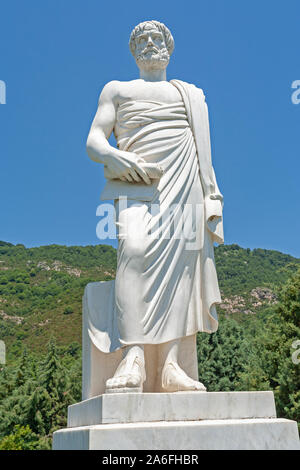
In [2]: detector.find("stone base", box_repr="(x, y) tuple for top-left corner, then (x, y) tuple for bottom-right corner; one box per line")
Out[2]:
(67, 391), (276, 427)
(52, 391), (300, 450)
(53, 418), (299, 450)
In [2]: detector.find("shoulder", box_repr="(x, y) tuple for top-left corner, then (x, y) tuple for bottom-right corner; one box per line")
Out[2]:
(172, 79), (205, 94)
(98, 80), (138, 105)
(98, 80), (122, 103)
(171, 79), (206, 101)
(100, 79), (140, 93)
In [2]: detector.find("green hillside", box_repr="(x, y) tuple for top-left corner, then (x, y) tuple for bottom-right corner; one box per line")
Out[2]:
(0, 242), (116, 360)
(0, 241), (299, 360)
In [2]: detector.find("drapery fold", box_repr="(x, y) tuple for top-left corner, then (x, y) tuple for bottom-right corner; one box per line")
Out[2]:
(88, 83), (223, 353)
(170, 80), (224, 245)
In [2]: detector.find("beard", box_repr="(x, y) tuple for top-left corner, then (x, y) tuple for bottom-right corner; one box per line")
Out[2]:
(135, 47), (170, 71)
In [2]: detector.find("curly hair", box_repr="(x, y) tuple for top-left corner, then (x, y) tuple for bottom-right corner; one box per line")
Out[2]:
(129, 20), (174, 57)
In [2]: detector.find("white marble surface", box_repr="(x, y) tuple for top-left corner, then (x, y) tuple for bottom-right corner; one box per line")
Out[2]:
(68, 391), (277, 427)
(85, 20), (224, 395)
(83, 289), (199, 398)
(53, 418), (300, 450)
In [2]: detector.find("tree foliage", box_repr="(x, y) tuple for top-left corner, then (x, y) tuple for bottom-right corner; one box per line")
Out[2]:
(0, 340), (81, 449)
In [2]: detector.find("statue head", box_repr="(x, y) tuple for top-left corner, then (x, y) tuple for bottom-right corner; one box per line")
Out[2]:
(129, 20), (174, 72)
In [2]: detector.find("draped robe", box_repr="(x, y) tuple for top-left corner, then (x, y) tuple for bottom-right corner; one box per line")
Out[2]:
(86, 81), (224, 353)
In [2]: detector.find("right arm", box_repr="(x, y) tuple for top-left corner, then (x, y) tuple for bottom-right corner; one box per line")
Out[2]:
(86, 81), (151, 184)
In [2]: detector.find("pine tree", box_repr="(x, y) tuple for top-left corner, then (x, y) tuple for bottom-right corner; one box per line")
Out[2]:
(15, 348), (28, 387)
(39, 339), (73, 433)
(25, 387), (51, 435)
(197, 316), (249, 391)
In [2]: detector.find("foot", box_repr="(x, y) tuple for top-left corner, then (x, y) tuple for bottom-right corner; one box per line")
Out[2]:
(161, 361), (206, 392)
(105, 352), (146, 394)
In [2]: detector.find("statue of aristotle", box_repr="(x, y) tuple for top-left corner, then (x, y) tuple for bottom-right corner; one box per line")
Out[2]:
(86, 20), (224, 394)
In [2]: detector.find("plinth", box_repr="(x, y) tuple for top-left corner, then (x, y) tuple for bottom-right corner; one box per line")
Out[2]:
(52, 391), (300, 450)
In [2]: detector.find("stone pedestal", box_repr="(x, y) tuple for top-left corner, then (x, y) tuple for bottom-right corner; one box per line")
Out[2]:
(52, 391), (300, 450)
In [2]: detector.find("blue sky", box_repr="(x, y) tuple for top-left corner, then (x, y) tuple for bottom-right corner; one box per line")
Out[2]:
(0, 0), (299, 257)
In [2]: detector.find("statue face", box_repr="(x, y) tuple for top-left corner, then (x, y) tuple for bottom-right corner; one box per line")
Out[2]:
(134, 27), (170, 72)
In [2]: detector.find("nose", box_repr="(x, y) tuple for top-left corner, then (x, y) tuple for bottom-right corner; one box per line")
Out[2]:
(147, 35), (154, 46)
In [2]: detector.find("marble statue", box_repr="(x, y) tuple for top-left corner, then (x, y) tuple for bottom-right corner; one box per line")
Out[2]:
(86, 20), (224, 395)
(53, 20), (300, 451)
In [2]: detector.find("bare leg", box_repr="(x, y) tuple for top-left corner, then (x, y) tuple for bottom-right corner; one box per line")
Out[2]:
(159, 338), (206, 392)
(105, 344), (146, 393)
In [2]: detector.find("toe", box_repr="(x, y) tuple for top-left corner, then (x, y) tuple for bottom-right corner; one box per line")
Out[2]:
(119, 376), (128, 388)
(106, 378), (113, 388)
(127, 374), (140, 387)
(195, 381), (206, 391)
(109, 378), (118, 388)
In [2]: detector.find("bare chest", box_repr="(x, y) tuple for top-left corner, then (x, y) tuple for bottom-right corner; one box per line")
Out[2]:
(117, 81), (182, 106)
